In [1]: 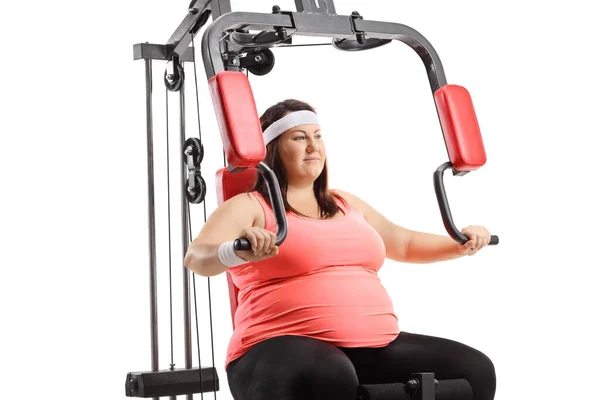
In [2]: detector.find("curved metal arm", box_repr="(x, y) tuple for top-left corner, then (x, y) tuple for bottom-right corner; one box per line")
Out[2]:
(200, 12), (448, 92)
(434, 162), (499, 245)
(354, 19), (447, 92)
(233, 161), (288, 251)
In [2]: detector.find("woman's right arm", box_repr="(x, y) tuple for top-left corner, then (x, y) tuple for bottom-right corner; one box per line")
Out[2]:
(183, 193), (255, 277)
(183, 193), (278, 277)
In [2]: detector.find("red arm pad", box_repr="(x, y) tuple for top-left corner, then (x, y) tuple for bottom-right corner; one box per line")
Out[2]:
(208, 71), (265, 168)
(434, 85), (487, 171)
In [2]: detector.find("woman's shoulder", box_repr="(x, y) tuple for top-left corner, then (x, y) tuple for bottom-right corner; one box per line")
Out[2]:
(218, 191), (265, 224)
(330, 189), (365, 216)
(331, 189), (394, 234)
(221, 191), (257, 207)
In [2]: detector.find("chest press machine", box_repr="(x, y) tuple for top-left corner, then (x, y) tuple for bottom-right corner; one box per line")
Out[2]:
(126, 1), (499, 399)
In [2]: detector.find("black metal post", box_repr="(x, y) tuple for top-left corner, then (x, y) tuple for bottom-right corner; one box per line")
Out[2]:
(144, 59), (160, 400)
(178, 69), (194, 400)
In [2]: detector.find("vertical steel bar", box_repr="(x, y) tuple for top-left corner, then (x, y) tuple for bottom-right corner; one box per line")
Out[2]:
(178, 67), (194, 400)
(144, 59), (160, 400)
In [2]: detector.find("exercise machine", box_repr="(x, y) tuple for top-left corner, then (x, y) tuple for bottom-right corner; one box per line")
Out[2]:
(126, 1), (499, 398)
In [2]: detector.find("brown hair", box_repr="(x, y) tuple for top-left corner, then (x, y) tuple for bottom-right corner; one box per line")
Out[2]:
(251, 99), (346, 219)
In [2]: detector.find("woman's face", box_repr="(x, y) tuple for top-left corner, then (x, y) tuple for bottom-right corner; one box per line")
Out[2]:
(277, 123), (325, 186)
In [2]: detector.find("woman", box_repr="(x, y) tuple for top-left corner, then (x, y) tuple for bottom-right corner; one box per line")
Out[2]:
(184, 99), (496, 400)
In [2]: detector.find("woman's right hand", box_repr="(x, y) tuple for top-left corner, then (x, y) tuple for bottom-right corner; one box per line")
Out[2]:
(235, 227), (279, 262)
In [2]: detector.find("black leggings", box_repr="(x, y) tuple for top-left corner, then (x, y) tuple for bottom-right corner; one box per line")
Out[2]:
(226, 332), (496, 400)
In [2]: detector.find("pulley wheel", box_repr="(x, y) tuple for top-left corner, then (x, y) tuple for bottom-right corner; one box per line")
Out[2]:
(247, 49), (275, 76)
(185, 174), (206, 204)
(164, 63), (184, 91)
(183, 137), (204, 167)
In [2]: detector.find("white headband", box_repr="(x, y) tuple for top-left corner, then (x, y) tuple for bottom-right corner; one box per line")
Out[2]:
(263, 110), (320, 145)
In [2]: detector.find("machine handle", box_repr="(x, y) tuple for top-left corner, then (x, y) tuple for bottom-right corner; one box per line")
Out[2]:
(234, 161), (287, 251)
(434, 162), (499, 246)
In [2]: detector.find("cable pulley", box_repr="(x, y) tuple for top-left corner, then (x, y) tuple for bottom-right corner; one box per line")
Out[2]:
(185, 173), (207, 204)
(240, 48), (276, 76)
(183, 137), (204, 166)
(164, 58), (185, 92)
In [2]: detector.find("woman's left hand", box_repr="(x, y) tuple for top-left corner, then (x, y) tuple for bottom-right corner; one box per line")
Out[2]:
(458, 225), (491, 256)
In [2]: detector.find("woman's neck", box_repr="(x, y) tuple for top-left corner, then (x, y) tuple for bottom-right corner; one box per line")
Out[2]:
(286, 183), (315, 200)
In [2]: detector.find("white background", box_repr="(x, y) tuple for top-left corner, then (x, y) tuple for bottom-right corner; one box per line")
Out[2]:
(1, 1), (599, 399)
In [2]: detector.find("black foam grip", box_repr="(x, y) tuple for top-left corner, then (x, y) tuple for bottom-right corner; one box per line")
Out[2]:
(436, 379), (473, 400)
(489, 235), (499, 245)
(358, 383), (411, 400)
(125, 367), (219, 397)
(357, 379), (472, 400)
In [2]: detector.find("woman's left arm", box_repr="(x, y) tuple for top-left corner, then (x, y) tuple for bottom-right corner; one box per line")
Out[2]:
(334, 190), (491, 264)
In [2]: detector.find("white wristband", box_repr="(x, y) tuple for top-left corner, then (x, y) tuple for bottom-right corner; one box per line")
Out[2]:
(218, 241), (248, 268)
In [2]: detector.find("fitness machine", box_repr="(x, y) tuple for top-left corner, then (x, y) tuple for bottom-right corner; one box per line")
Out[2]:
(127, 1), (499, 399)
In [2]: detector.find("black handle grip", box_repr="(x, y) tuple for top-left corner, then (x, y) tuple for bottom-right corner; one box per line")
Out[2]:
(233, 161), (287, 251)
(434, 162), (499, 246)
(233, 238), (251, 251)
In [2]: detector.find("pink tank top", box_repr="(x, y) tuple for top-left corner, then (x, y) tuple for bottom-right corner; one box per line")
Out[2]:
(225, 191), (400, 369)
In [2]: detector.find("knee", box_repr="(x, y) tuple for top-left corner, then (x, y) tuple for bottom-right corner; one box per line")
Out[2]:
(475, 351), (496, 385)
(289, 349), (359, 399)
(468, 350), (496, 400)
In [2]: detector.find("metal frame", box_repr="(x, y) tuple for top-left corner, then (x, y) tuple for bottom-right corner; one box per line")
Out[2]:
(200, 10), (447, 92)
(129, 0), (490, 398)
(134, 0), (446, 92)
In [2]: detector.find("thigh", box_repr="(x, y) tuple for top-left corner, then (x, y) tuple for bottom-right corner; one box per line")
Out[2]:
(341, 332), (496, 400)
(227, 335), (359, 400)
